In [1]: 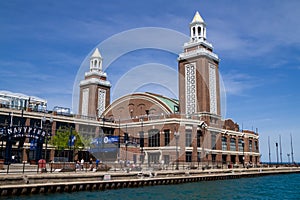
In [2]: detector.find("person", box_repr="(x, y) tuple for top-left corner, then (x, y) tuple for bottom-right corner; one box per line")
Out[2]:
(76, 160), (80, 170)
(89, 158), (93, 170)
(80, 158), (84, 170)
(95, 159), (100, 169)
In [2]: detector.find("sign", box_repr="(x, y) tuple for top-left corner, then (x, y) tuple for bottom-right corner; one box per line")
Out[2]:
(0, 125), (48, 138)
(91, 136), (119, 145)
(103, 174), (111, 181)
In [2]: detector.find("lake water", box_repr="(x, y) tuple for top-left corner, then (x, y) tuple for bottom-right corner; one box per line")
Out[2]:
(4, 173), (300, 200)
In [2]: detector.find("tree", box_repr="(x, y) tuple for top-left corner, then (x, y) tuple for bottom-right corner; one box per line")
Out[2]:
(50, 126), (86, 150)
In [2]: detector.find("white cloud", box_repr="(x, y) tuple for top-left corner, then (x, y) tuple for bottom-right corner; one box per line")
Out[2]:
(222, 71), (261, 96)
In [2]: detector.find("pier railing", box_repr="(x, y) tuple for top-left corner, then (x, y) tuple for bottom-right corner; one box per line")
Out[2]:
(1, 160), (297, 174)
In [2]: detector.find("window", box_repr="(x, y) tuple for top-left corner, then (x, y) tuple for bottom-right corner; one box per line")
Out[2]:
(197, 130), (202, 147)
(238, 139), (244, 152)
(211, 132), (217, 150)
(163, 155), (170, 164)
(230, 138), (236, 151)
(186, 152), (192, 162)
(164, 130), (170, 146)
(249, 140), (253, 152)
(222, 136), (227, 151)
(185, 130), (192, 147)
(148, 129), (160, 147)
(255, 141), (258, 152)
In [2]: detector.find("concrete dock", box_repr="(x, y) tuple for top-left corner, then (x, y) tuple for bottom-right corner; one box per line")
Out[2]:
(1, 167), (300, 197)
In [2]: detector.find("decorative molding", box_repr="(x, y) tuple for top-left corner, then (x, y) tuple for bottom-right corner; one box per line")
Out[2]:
(178, 48), (219, 62)
(80, 78), (111, 87)
(185, 63), (197, 115)
(85, 71), (107, 78)
(97, 89), (106, 117)
(209, 63), (217, 115)
(82, 88), (89, 116)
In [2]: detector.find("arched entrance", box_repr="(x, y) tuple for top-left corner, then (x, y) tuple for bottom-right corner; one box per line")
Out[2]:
(0, 125), (51, 164)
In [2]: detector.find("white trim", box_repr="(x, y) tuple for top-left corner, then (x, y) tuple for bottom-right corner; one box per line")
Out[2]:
(80, 78), (111, 87)
(178, 48), (219, 62)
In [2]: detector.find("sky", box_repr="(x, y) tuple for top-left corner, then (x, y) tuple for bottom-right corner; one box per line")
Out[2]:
(1, 0), (300, 162)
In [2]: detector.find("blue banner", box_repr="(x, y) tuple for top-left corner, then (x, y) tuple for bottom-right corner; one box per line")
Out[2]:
(68, 135), (76, 147)
(91, 136), (119, 145)
(30, 139), (36, 150)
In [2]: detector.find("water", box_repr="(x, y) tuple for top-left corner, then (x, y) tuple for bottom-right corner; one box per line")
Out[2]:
(3, 173), (300, 200)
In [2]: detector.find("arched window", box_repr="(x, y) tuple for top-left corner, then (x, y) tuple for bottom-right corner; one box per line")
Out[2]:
(192, 27), (195, 36)
(94, 60), (97, 68)
(198, 26), (201, 36)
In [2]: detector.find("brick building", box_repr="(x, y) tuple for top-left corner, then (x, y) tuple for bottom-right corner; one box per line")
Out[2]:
(79, 11), (260, 167)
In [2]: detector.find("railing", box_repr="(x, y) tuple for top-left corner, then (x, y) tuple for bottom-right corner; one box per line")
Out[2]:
(1, 160), (298, 175)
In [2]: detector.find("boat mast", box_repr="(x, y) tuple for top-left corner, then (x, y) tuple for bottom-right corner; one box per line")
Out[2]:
(291, 134), (294, 163)
(268, 136), (271, 164)
(279, 135), (282, 164)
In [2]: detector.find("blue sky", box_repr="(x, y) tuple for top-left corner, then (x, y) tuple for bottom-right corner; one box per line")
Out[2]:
(1, 0), (300, 162)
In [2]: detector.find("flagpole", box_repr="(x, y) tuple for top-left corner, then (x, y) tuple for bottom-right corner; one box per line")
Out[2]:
(268, 136), (271, 165)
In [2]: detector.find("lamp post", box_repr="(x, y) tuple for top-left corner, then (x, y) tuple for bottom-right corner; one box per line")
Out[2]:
(287, 153), (290, 164)
(124, 132), (130, 167)
(174, 131), (179, 170)
(42, 116), (46, 160)
(44, 117), (53, 163)
(241, 140), (245, 168)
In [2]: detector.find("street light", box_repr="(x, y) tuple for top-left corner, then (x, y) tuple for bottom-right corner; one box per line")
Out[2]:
(174, 131), (180, 170)
(241, 140), (245, 168)
(287, 153), (290, 164)
(42, 116), (46, 160)
(124, 133), (129, 166)
(42, 116), (53, 163)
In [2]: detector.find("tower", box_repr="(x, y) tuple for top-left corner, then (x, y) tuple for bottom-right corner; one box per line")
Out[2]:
(79, 48), (111, 118)
(178, 11), (221, 121)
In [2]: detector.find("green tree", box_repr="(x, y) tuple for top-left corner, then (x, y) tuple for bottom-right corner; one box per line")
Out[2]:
(50, 126), (86, 150)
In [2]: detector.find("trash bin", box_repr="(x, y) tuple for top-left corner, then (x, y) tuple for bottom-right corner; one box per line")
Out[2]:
(38, 159), (46, 172)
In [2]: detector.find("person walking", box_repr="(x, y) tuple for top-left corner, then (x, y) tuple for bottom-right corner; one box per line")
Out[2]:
(96, 159), (100, 169)
(89, 158), (93, 171)
(80, 158), (84, 170)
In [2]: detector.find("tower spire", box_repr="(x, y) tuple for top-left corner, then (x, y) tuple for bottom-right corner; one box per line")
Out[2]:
(190, 11), (206, 42)
(90, 48), (103, 72)
(191, 11), (205, 24)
